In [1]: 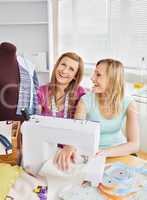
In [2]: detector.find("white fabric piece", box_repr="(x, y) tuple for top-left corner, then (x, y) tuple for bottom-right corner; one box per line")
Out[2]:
(7, 172), (46, 200)
(58, 184), (107, 200)
(39, 145), (105, 187)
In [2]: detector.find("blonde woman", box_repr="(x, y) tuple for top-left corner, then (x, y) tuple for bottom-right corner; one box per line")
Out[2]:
(55, 58), (140, 170)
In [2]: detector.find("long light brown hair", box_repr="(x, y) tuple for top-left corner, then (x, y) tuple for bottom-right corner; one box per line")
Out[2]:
(49, 52), (84, 118)
(96, 58), (124, 117)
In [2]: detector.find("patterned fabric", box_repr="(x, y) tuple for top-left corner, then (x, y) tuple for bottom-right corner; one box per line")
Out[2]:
(16, 65), (39, 115)
(32, 71), (40, 114)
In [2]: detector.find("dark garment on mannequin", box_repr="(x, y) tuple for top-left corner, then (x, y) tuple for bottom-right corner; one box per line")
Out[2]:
(0, 42), (24, 121)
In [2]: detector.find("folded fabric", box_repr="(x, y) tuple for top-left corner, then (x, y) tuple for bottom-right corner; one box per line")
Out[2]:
(8, 171), (46, 200)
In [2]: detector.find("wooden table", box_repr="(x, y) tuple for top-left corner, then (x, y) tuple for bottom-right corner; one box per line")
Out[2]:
(107, 155), (146, 167)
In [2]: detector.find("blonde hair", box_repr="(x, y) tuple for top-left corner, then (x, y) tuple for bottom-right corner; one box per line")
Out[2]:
(50, 52), (84, 118)
(96, 58), (124, 117)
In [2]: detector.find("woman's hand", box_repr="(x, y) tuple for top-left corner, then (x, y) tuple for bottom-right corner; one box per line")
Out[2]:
(53, 145), (77, 171)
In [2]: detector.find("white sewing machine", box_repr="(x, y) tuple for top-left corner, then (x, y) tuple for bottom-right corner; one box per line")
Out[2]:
(21, 115), (101, 175)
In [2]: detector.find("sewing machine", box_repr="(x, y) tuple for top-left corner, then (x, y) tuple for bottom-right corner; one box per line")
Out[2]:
(21, 115), (101, 176)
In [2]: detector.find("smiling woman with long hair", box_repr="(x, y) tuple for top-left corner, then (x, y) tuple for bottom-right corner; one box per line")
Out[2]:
(37, 52), (86, 165)
(55, 58), (140, 171)
(77, 58), (139, 154)
(37, 52), (85, 119)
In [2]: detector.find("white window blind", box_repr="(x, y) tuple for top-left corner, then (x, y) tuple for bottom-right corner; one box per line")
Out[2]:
(110, 0), (147, 68)
(58, 0), (147, 68)
(58, 0), (108, 63)
(128, 0), (147, 68)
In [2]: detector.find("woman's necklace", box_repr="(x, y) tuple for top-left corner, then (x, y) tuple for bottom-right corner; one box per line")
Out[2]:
(51, 93), (69, 118)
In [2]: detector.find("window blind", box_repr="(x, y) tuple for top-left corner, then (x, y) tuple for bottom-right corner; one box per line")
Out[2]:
(58, 0), (147, 68)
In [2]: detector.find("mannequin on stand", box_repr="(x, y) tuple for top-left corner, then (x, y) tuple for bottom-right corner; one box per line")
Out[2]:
(0, 42), (24, 121)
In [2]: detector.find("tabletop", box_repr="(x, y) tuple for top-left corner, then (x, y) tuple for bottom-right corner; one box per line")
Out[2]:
(47, 155), (147, 200)
(107, 155), (146, 167)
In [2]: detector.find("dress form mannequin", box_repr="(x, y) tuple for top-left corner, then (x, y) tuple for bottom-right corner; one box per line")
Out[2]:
(0, 42), (24, 121)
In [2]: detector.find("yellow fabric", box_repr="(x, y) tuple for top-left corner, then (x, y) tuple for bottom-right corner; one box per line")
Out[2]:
(0, 163), (23, 200)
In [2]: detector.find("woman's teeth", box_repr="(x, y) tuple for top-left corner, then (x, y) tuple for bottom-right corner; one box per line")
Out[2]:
(59, 73), (67, 78)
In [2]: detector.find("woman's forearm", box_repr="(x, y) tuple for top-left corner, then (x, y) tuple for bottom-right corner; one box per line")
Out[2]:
(100, 142), (140, 157)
